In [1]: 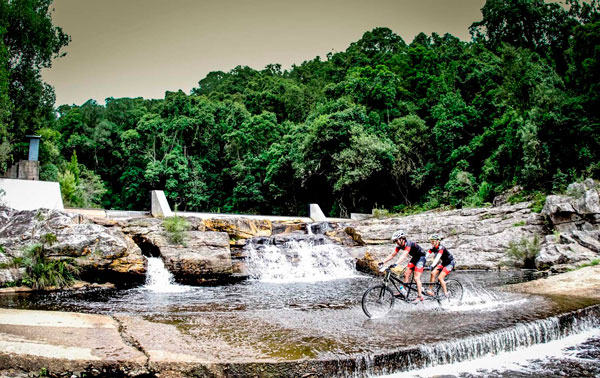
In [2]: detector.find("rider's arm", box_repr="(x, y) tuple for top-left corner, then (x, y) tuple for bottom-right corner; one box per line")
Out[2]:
(381, 247), (399, 264)
(430, 251), (442, 268)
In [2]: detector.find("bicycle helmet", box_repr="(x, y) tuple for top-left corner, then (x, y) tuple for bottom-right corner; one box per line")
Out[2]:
(391, 230), (406, 242)
(430, 233), (443, 241)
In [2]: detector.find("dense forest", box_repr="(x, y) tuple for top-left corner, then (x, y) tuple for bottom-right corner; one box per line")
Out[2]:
(1, 0), (599, 216)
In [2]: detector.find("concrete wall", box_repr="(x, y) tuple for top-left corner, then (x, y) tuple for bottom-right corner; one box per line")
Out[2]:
(3, 160), (39, 180)
(0, 178), (64, 211)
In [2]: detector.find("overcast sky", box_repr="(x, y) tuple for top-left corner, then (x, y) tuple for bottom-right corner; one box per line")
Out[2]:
(42, 0), (486, 107)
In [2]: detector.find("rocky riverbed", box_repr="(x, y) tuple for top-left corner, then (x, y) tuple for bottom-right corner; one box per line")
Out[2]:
(1, 179), (599, 288)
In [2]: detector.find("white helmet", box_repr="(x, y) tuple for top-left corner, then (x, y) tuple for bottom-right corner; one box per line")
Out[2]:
(430, 233), (443, 241)
(391, 230), (406, 242)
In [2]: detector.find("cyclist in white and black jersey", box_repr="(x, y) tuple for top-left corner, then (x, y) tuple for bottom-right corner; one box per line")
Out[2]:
(426, 234), (456, 297)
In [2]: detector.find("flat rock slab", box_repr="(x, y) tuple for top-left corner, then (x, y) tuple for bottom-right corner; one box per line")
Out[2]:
(506, 265), (600, 299)
(0, 308), (147, 375)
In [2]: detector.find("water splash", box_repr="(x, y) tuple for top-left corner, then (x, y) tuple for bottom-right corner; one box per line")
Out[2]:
(245, 238), (358, 283)
(144, 256), (190, 293)
(382, 327), (600, 377)
(362, 306), (600, 377)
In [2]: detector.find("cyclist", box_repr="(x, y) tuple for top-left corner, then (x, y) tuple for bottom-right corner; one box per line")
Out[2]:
(379, 230), (427, 302)
(426, 234), (456, 297)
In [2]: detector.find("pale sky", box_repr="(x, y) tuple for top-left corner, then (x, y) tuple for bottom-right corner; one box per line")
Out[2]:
(42, 0), (486, 107)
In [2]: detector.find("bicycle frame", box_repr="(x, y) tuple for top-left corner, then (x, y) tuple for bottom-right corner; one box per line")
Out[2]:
(381, 266), (442, 301)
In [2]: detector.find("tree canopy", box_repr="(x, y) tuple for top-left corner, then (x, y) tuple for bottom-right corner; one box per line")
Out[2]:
(2, 0), (599, 215)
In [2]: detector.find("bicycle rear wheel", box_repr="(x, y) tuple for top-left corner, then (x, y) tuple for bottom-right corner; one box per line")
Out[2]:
(436, 279), (464, 305)
(362, 284), (395, 318)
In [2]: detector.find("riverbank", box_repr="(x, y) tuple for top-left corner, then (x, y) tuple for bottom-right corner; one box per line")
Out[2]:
(506, 265), (600, 299)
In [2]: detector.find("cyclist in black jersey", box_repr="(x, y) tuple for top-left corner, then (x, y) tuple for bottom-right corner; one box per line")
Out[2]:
(426, 234), (456, 297)
(379, 230), (427, 302)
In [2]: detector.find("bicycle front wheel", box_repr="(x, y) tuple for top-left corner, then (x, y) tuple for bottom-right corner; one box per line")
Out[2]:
(436, 279), (464, 305)
(362, 284), (395, 318)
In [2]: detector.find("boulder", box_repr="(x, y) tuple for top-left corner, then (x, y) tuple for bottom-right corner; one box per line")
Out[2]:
(160, 231), (232, 284)
(535, 179), (600, 270)
(347, 202), (544, 270)
(123, 225), (233, 284)
(0, 207), (146, 286)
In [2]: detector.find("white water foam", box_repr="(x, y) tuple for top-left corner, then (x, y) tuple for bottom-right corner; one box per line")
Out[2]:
(245, 240), (358, 283)
(144, 257), (190, 293)
(380, 326), (600, 377)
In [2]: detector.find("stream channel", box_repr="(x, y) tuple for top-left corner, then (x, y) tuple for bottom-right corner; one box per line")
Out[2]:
(0, 237), (599, 377)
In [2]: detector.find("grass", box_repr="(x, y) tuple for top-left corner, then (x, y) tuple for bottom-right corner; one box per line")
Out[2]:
(507, 190), (547, 213)
(513, 221), (526, 227)
(19, 243), (80, 290)
(568, 259), (600, 271)
(163, 215), (191, 245)
(504, 235), (541, 269)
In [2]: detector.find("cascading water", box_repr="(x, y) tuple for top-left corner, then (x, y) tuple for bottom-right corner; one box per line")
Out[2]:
(244, 234), (359, 283)
(359, 305), (600, 377)
(144, 256), (190, 293)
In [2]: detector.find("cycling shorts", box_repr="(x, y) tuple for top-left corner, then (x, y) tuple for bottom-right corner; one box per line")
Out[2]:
(407, 255), (427, 273)
(436, 259), (456, 275)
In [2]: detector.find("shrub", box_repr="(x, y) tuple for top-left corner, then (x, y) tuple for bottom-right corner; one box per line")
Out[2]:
(505, 235), (541, 269)
(20, 243), (79, 290)
(372, 207), (390, 219)
(163, 215), (190, 245)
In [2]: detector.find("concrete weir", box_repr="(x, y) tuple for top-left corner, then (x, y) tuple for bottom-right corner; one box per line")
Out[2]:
(0, 304), (599, 377)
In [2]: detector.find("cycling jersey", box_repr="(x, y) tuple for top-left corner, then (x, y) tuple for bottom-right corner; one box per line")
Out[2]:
(428, 244), (454, 266)
(396, 240), (427, 273)
(395, 240), (426, 259)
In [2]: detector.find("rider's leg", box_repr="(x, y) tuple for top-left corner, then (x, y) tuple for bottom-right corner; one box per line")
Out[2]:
(404, 264), (414, 284)
(427, 268), (440, 295)
(439, 270), (449, 295)
(414, 270), (424, 298)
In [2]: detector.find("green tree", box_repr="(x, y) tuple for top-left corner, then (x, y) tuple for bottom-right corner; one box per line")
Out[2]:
(0, 0), (69, 159)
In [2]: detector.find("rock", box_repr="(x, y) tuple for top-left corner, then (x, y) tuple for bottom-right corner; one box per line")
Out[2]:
(492, 186), (523, 207)
(201, 218), (272, 241)
(348, 202), (544, 270)
(536, 242), (597, 271)
(272, 221), (306, 235)
(0, 207), (146, 286)
(139, 230), (233, 284)
(0, 267), (24, 287)
(507, 264), (600, 299)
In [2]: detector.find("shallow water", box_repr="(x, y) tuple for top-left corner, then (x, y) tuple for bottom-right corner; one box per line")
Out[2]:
(1, 270), (597, 362)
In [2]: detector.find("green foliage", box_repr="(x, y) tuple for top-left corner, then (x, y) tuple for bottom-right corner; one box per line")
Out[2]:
(505, 235), (541, 269)
(163, 215), (190, 245)
(19, 243), (79, 290)
(2, 0), (599, 217)
(529, 192), (547, 213)
(513, 221), (526, 227)
(568, 258), (600, 271)
(58, 151), (106, 208)
(0, 0), (69, 161)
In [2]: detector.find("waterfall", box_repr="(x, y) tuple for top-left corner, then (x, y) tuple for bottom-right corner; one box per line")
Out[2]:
(144, 256), (190, 293)
(244, 235), (358, 283)
(352, 305), (600, 377)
